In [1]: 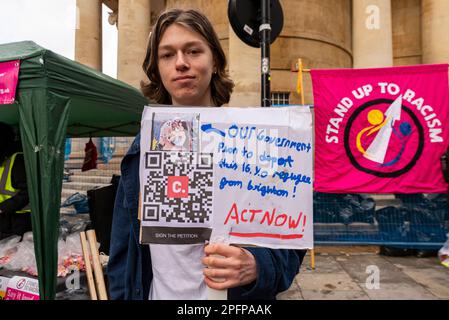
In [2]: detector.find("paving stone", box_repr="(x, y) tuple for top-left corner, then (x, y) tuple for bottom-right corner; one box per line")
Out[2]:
(276, 273), (304, 300)
(276, 288), (304, 300)
(383, 256), (441, 270)
(337, 255), (413, 284)
(336, 257), (348, 261)
(300, 289), (369, 300)
(266, 250), (449, 300)
(400, 268), (449, 299)
(314, 245), (379, 255)
(300, 255), (347, 274)
(296, 272), (362, 292)
(360, 282), (437, 300)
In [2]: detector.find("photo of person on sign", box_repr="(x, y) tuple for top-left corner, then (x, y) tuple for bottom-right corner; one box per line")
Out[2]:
(158, 118), (189, 151)
(151, 115), (197, 152)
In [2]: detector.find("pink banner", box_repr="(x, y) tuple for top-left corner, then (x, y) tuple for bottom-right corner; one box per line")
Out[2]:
(4, 288), (39, 300)
(0, 59), (20, 104)
(4, 276), (39, 300)
(311, 64), (449, 193)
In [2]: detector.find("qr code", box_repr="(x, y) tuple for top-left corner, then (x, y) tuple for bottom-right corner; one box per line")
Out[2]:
(142, 152), (214, 224)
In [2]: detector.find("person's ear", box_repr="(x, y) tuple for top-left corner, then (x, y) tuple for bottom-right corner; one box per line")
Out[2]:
(212, 60), (218, 75)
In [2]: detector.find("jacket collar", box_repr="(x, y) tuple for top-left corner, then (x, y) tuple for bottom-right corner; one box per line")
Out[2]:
(119, 133), (141, 209)
(126, 133), (141, 156)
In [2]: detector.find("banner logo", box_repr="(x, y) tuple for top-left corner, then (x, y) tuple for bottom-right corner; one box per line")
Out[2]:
(167, 176), (189, 198)
(16, 279), (26, 290)
(344, 97), (424, 177)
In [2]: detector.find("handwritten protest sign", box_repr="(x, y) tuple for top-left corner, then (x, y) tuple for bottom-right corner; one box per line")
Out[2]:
(139, 106), (313, 249)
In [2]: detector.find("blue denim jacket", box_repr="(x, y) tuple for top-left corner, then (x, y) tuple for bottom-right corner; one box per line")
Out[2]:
(107, 134), (306, 300)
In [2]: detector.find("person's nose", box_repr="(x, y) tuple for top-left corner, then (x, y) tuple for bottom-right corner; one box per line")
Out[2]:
(175, 52), (189, 71)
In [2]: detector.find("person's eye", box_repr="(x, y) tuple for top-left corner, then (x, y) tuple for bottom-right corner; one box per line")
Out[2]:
(160, 52), (174, 59)
(187, 48), (202, 55)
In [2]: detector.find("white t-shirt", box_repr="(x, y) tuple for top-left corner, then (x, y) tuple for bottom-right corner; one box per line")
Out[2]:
(148, 243), (207, 300)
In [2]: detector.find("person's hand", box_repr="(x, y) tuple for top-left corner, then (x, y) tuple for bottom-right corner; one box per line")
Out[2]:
(202, 243), (258, 290)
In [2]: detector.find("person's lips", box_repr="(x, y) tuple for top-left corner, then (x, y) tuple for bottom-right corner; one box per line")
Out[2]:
(173, 75), (195, 82)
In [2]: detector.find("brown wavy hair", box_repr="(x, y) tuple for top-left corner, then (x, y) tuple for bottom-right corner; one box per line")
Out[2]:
(141, 9), (234, 106)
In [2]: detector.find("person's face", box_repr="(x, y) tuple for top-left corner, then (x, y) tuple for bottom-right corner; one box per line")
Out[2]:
(157, 23), (215, 106)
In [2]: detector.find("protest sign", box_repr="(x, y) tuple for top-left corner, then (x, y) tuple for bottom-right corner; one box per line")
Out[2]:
(139, 106), (313, 249)
(0, 60), (20, 104)
(0, 276), (10, 299)
(4, 276), (39, 300)
(312, 64), (449, 193)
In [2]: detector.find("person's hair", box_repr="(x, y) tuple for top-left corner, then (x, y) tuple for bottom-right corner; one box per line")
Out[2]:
(141, 9), (234, 106)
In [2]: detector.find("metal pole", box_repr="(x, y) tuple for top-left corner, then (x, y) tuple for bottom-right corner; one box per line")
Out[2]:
(260, 0), (271, 107)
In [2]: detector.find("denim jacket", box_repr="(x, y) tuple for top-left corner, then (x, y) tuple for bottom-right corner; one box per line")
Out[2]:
(107, 134), (306, 300)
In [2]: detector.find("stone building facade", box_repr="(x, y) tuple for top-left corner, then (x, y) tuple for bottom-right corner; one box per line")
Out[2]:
(75, 0), (449, 106)
(71, 0), (449, 156)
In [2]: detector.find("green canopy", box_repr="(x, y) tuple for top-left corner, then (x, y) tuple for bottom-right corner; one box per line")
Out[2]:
(0, 41), (147, 299)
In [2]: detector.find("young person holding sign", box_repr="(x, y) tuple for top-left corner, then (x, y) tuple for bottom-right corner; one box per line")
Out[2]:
(107, 8), (305, 300)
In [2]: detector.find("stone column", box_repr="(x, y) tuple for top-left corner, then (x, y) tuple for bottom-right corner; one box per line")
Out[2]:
(422, 0), (449, 64)
(228, 26), (261, 107)
(117, 0), (151, 89)
(391, 0), (422, 66)
(353, 0), (393, 67)
(270, 0), (352, 105)
(75, 0), (102, 70)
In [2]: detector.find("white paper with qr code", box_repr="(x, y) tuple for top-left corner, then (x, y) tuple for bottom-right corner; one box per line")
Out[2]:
(139, 105), (314, 249)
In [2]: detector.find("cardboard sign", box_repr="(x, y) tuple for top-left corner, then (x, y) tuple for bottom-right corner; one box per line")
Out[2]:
(139, 106), (314, 250)
(4, 276), (39, 300)
(0, 276), (10, 300)
(0, 60), (20, 105)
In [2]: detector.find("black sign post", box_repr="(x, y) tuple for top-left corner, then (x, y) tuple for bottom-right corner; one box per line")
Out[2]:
(260, 0), (271, 107)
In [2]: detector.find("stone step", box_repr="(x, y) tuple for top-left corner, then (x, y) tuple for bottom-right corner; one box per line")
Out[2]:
(370, 194), (403, 209)
(62, 181), (110, 192)
(66, 154), (127, 164)
(69, 147), (129, 156)
(68, 168), (121, 177)
(73, 167), (121, 175)
(65, 161), (122, 172)
(69, 175), (113, 184)
(370, 194), (397, 201)
(97, 162), (121, 171)
(65, 160), (83, 170)
(65, 157), (123, 165)
(375, 202), (402, 210)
